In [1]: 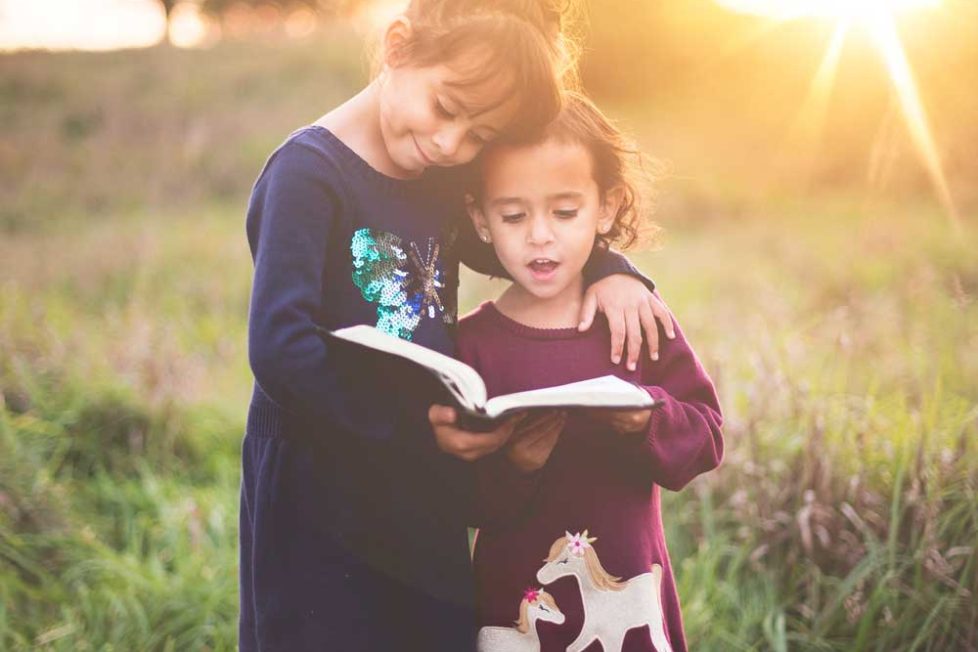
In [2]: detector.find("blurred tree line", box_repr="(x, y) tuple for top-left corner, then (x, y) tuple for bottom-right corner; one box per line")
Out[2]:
(195, 0), (361, 17)
(156, 0), (364, 44)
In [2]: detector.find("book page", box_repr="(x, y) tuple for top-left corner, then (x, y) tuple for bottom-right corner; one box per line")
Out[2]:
(483, 375), (655, 418)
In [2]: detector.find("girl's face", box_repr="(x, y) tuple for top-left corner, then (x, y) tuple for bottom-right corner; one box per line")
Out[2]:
(469, 139), (618, 303)
(378, 62), (518, 178)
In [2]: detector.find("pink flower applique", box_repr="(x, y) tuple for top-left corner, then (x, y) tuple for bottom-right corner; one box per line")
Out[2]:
(565, 530), (596, 557)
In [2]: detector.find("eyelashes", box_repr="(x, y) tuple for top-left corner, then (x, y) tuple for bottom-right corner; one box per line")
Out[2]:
(434, 99), (454, 118)
(499, 210), (579, 223)
(434, 99), (487, 145)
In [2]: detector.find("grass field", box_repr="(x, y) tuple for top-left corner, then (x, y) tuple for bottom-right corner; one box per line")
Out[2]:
(1, 32), (976, 651)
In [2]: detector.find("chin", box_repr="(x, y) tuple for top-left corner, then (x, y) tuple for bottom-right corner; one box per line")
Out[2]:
(521, 283), (570, 301)
(396, 157), (424, 176)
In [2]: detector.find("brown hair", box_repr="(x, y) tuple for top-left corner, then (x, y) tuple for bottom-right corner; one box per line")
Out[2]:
(382, 0), (583, 140)
(474, 90), (660, 249)
(514, 589), (561, 633)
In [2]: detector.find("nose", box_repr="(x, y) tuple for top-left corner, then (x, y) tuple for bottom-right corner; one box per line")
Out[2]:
(431, 125), (466, 160)
(527, 215), (555, 245)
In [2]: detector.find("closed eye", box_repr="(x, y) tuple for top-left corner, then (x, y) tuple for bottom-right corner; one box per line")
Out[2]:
(435, 99), (454, 119)
(501, 213), (525, 223)
(554, 209), (578, 219)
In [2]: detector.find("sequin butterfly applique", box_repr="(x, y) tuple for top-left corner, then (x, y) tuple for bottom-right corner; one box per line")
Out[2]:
(350, 227), (456, 341)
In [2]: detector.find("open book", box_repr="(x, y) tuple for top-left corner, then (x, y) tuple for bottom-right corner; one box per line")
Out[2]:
(317, 324), (661, 431)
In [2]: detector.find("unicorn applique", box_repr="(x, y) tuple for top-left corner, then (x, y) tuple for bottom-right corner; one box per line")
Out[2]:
(536, 531), (674, 652)
(477, 588), (565, 651)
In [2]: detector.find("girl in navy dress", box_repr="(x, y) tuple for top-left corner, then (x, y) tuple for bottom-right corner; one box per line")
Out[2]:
(240, 2), (674, 650)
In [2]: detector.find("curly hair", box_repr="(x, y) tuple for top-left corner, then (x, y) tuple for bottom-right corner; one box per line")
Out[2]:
(472, 90), (660, 249)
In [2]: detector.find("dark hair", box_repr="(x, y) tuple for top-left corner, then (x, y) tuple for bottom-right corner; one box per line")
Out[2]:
(474, 91), (659, 249)
(383, 0), (583, 140)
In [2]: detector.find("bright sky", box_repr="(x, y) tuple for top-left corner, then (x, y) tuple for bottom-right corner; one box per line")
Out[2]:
(0, 0), (401, 50)
(0, 0), (186, 51)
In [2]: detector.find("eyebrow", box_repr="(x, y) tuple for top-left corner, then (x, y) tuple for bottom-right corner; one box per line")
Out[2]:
(488, 196), (526, 208)
(488, 192), (584, 208)
(549, 192), (584, 201)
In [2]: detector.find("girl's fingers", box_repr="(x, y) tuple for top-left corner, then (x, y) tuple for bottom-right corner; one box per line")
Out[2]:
(520, 414), (566, 452)
(515, 411), (564, 442)
(430, 405), (521, 461)
(605, 308), (626, 365)
(480, 428), (513, 453)
(624, 306), (643, 371)
(578, 290), (599, 331)
(535, 414), (567, 442)
(650, 295), (676, 340)
(638, 300), (660, 362)
(610, 409), (652, 434)
(464, 423), (514, 459)
(428, 404), (457, 426)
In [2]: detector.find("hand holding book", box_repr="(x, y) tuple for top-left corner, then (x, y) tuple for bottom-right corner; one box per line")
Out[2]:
(585, 408), (654, 436)
(428, 404), (524, 461)
(505, 410), (567, 472)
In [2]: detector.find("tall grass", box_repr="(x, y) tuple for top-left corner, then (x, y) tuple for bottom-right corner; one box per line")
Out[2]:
(634, 207), (978, 651)
(1, 210), (249, 650)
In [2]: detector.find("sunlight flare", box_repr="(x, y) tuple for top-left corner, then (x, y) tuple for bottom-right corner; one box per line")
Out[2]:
(783, 21), (850, 173)
(715, 0), (940, 22)
(865, 10), (960, 226)
(717, 0), (958, 226)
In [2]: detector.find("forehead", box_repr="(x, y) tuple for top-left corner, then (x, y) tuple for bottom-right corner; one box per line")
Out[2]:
(481, 140), (595, 198)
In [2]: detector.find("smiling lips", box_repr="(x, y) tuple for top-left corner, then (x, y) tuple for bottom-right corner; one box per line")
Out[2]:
(413, 136), (436, 166)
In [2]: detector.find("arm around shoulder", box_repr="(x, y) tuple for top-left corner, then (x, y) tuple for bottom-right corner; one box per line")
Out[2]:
(583, 245), (655, 291)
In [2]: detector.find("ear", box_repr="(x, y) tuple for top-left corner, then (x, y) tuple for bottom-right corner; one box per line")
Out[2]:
(598, 185), (624, 235)
(465, 193), (492, 244)
(382, 16), (413, 68)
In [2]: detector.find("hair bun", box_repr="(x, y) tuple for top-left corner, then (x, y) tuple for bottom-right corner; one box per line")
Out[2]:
(500, 0), (564, 35)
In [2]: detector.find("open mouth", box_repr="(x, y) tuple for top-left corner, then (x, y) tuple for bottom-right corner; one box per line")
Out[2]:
(527, 258), (559, 279)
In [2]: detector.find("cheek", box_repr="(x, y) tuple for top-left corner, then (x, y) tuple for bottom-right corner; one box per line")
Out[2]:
(561, 220), (600, 253)
(488, 227), (525, 263)
(387, 85), (431, 133)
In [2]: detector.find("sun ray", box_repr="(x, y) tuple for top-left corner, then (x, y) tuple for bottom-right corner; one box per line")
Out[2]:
(781, 21), (850, 183)
(865, 8), (960, 228)
(716, 0), (959, 228)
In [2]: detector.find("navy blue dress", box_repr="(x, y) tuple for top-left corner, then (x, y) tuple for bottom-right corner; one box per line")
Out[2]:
(239, 126), (652, 651)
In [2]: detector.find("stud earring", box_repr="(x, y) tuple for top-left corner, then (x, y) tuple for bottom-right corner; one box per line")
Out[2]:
(481, 233), (491, 243)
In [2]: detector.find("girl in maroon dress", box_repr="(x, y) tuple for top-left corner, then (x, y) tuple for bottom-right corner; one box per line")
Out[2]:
(458, 92), (724, 652)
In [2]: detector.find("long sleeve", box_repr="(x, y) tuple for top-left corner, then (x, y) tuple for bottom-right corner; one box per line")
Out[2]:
(619, 294), (724, 490)
(246, 141), (394, 441)
(456, 215), (656, 291)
